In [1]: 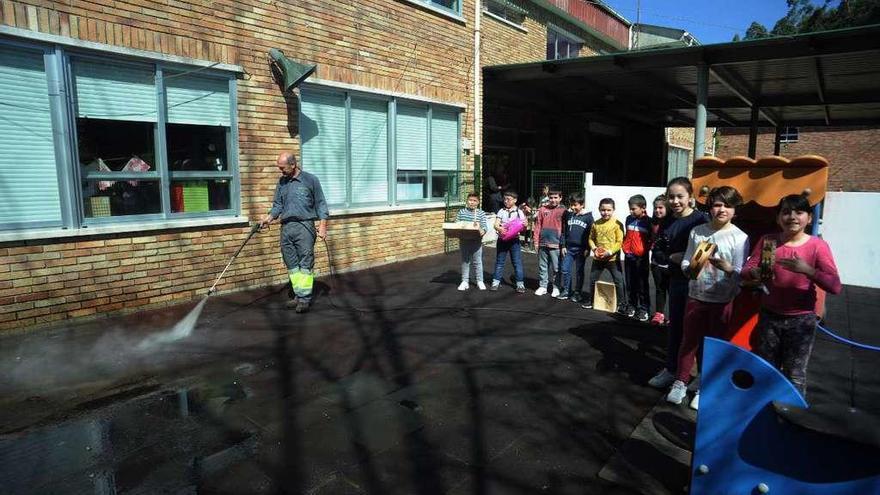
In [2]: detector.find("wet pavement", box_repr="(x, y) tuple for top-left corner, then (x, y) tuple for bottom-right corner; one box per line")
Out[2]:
(1, 250), (878, 495)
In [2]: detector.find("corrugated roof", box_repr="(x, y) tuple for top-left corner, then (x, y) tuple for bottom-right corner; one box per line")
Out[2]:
(484, 24), (880, 127)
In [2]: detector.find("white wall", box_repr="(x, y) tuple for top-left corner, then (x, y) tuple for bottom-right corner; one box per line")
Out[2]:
(821, 192), (880, 288)
(585, 174), (666, 222)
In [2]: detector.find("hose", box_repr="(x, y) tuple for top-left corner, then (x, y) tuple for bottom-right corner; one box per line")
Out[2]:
(817, 324), (880, 352)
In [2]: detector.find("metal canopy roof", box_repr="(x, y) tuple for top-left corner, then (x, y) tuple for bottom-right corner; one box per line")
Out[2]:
(484, 24), (880, 128)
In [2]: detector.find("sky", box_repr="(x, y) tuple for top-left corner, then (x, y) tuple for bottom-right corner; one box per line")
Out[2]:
(600, 0), (820, 45)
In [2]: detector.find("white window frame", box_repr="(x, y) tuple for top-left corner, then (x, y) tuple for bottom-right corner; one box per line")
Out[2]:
(779, 126), (799, 143)
(399, 0), (465, 21)
(482, 0), (528, 32)
(0, 35), (242, 239)
(547, 24), (585, 60)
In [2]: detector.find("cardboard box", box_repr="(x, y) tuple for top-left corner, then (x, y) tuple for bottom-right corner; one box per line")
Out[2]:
(85, 196), (111, 217)
(593, 281), (618, 312)
(443, 221), (482, 239)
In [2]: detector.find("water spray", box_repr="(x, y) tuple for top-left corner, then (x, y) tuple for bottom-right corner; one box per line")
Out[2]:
(139, 222), (264, 348)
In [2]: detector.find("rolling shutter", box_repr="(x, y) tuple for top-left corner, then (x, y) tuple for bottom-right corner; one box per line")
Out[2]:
(350, 97), (388, 204)
(74, 58), (157, 122)
(166, 74), (230, 126)
(300, 89), (347, 205)
(430, 108), (459, 171)
(0, 46), (62, 229)
(395, 103), (428, 171)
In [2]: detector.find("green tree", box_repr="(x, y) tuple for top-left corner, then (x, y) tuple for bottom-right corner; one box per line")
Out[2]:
(744, 0), (880, 39)
(745, 21), (770, 39)
(731, 33), (741, 42)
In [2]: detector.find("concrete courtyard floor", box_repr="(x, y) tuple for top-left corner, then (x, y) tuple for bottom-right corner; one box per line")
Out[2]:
(1, 250), (878, 494)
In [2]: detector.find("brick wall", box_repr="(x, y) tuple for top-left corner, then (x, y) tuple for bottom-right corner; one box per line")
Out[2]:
(480, 0), (612, 67)
(0, 0), (474, 331)
(715, 126), (880, 192)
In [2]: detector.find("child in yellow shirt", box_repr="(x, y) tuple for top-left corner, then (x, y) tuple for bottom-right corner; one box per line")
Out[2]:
(581, 198), (625, 312)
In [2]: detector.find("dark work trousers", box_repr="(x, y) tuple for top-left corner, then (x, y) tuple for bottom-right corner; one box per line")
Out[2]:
(281, 220), (316, 303)
(651, 264), (670, 315)
(585, 258), (625, 308)
(624, 256), (650, 312)
(752, 309), (818, 397)
(665, 276), (689, 373)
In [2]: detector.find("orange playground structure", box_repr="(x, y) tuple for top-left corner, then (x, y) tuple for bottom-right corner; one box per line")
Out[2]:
(691, 155), (830, 350)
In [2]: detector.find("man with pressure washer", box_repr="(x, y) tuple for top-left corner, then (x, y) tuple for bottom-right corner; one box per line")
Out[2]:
(261, 152), (329, 313)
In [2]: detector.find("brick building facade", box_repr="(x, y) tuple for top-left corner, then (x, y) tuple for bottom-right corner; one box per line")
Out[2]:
(0, 0), (629, 331)
(715, 126), (880, 192)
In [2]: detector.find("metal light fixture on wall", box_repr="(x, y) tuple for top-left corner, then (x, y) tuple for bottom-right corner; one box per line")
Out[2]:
(268, 48), (317, 93)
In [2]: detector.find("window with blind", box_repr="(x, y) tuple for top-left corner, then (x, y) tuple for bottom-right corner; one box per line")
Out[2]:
(0, 40), (240, 234)
(0, 45), (62, 230)
(300, 86), (461, 207)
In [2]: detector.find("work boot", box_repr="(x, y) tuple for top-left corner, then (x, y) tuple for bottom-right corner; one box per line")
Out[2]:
(295, 301), (310, 313)
(285, 297), (299, 310)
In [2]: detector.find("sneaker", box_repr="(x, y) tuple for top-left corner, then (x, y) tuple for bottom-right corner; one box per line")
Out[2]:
(648, 368), (675, 388)
(534, 287), (548, 296)
(556, 291), (569, 300)
(581, 301), (593, 309)
(457, 281), (469, 291)
(636, 310), (650, 322)
(285, 298), (299, 310)
(295, 301), (310, 314)
(490, 281), (500, 291)
(689, 392), (700, 410)
(571, 293), (583, 303)
(515, 285), (526, 294)
(551, 286), (560, 298)
(476, 281), (486, 290)
(625, 306), (636, 318)
(616, 305), (629, 316)
(666, 380), (688, 405)
(650, 312), (665, 326)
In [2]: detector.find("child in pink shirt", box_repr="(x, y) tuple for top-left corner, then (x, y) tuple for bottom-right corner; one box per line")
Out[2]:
(741, 194), (842, 397)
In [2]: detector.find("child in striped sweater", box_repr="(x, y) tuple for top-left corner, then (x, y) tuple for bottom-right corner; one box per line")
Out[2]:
(457, 192), (489, 290)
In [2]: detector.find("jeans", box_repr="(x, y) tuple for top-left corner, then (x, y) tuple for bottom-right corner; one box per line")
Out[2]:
(651, 264), (670, 315)
(584, 258), (625, 307)
(624, 256), (650, 312)
(493, 239), (524, 285)
(560, 247), (586, 294)
(752, 309), (817, 397)
(665, 276), (689, 372)
(460, 239), (484, 283)
(537, 247), (560, 289)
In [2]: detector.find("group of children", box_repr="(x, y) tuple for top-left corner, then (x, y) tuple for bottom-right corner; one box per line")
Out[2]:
(456, 177), (841, 409)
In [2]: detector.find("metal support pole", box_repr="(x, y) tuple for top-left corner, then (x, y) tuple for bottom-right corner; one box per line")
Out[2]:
(748, 105), (759, 158)
(694, 64), (709, 159)
(773, 126), (782, 155)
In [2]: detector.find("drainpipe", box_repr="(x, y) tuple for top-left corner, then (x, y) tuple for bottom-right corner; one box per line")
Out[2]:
(473, 0), (482, 193)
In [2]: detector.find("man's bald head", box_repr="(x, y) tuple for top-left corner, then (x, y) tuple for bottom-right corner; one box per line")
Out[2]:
(276, 152), (299, 177)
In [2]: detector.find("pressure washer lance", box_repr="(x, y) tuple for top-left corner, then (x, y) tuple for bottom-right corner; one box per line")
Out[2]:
(207, 222), (263, 296)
